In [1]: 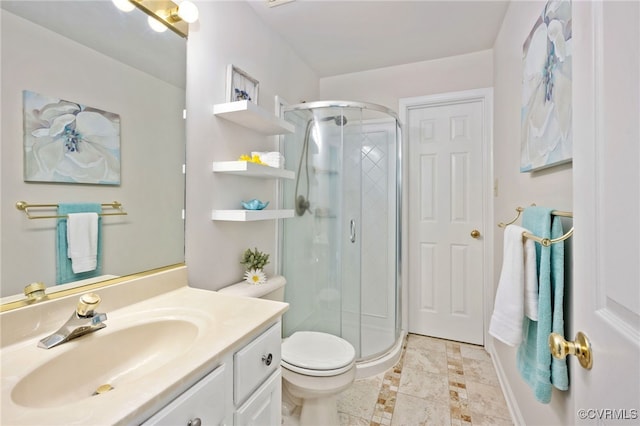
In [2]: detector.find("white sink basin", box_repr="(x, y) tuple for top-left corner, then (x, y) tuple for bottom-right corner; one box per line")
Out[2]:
(11, 319), (198, 408)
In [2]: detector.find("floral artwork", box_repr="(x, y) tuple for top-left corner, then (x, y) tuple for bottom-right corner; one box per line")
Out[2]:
(226, 64), (259, 104)
(520, 0), (572, 172)
(23, 90), (121, 184)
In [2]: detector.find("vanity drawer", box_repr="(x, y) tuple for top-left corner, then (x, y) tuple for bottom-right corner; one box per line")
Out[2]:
(234, 322), (281, 405)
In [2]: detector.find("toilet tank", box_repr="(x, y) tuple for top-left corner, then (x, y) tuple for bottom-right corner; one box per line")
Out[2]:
(217, 275), (286, 302)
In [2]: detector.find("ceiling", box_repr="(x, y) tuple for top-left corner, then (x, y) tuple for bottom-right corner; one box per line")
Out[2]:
(3, 1), (509, 84)
(1, 1), (186, 88)
(247, 0), (510, 77)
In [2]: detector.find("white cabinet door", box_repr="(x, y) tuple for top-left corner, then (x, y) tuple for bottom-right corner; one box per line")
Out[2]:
(235, 370), (282, 426)
(143, 365), (227, 426)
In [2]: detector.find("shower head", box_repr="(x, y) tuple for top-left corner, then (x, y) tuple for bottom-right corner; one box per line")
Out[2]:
(318, 115), (348, 126)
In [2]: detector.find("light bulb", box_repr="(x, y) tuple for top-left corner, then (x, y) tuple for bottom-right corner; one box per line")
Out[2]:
(177, 1), (199, 23)
(112, 0), (135, 12)
(147, 15), (168, 33)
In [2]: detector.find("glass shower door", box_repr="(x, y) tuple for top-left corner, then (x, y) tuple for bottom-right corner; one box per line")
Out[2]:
(339, 109), (363, 356)
(280, 106), (362, 357)
(355, 117), (398, 358)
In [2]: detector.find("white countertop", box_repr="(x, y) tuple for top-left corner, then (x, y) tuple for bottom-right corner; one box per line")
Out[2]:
(0, 268), (288, 425)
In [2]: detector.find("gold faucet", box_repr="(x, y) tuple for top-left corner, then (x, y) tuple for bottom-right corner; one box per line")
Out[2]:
(23, 282), (47, 302)
(38, 293), (107, 349)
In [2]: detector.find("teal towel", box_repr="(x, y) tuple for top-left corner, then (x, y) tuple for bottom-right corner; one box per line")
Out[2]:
(56, 203), (103, 285)
(517, 206), (569, 403)
(549, 217), (568, 391)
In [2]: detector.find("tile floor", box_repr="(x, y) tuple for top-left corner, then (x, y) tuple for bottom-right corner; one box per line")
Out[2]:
(336, 333), (513, 425)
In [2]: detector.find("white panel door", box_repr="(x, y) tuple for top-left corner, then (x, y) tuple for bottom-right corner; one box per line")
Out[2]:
(407, 99), (485, 345)
(572, 1), (640, 422)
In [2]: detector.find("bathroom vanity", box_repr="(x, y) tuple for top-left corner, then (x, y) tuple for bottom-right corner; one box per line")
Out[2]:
(0, 265), (288, 425)
(144, 322), (283, 425)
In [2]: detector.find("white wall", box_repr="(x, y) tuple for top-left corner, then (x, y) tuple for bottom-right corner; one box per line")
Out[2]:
(490, 2), (573, 425)
(184, 1), (318, 290)
(1, 11), (185, 295)
(319, 49), (493, 112)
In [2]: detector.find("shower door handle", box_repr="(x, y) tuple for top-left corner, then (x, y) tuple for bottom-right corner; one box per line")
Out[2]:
(350, 219), (356, 243)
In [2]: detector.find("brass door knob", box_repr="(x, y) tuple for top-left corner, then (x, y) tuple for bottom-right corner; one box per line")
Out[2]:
(470, 229), (481, 239)
(549, 332), (593, 370)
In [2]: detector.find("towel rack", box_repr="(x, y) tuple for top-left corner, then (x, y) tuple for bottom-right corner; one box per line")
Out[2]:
(15, 201), (127, 220)
(498, 206), (573, 247)
(497, 206), (526, 227)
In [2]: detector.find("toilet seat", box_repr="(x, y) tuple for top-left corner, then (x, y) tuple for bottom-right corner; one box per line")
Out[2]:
(282, 331), (356, 377)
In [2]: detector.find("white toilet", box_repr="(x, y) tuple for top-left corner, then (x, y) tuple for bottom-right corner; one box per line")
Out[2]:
(218, 276), (356, 426)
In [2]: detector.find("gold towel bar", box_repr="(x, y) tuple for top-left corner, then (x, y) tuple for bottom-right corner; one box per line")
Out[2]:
(497, 206), (526, 228)
(15, 201), (127, 220)
(498, 206), (574, 247)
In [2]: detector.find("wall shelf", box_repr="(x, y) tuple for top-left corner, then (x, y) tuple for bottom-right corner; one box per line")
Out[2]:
(211, 209), (294, 222)
(212, 161), (294, 179)
(213, 101), (294, 135)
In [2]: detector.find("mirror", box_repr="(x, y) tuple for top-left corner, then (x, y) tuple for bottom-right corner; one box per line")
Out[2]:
(1, 1), (186, 301)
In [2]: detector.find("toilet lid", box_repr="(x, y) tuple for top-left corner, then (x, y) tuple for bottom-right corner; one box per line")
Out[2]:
(282, 331), (356, 371)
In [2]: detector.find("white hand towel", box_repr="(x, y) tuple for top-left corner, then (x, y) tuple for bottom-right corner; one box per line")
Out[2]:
(489, 224), (536, 346)
(66, 212), (99, 273)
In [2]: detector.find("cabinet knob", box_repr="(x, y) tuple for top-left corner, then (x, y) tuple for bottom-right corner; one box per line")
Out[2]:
(187, 418), (202, 426)
(262, 353), (273, 366)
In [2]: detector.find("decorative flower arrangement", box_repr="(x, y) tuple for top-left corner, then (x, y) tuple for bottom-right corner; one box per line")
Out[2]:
(240, 248), (270, 285)
(234, 88), (252, 101)
(244, 269), (267, 285)
(238, 154), (264, 164)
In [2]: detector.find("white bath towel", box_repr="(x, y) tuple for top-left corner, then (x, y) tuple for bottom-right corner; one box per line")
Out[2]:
(66, 212), (99, 273)
(489, 224), (538, 346)
(251, 151), (284, 168)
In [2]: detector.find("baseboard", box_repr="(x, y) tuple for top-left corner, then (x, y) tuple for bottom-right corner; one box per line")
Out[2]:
(487, 340), (525, 426)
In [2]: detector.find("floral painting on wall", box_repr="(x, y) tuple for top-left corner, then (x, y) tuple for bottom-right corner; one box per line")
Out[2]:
(23, 90), (121, 184)
(520, 0), (572, 172)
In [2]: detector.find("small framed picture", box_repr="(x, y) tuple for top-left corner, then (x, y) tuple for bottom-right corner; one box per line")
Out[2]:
(226, 64), (259, 103)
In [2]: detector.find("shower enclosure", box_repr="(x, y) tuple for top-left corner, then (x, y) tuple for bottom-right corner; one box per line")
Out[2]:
(279, 101), (402, 366)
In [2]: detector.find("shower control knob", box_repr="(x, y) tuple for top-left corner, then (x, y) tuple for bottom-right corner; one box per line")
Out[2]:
(295, 195), (311, 216)
(262, 353), (273, 366)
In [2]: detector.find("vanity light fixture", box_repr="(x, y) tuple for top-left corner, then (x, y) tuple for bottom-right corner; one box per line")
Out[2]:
(112, 0), (136, 12)
(114, 0), (199, 38)
(147, 13), (169, 33)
